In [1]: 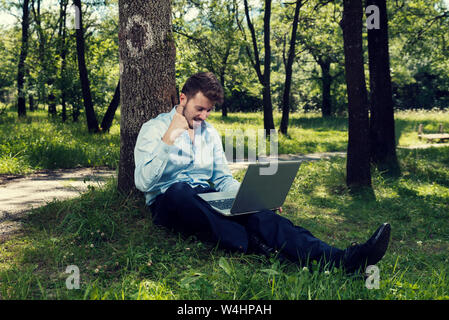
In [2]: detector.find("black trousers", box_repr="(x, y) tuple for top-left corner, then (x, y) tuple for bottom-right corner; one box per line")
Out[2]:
(150, 182), (344, 266)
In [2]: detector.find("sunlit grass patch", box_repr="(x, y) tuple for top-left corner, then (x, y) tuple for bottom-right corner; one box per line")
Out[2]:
(0, 109), (120, 174)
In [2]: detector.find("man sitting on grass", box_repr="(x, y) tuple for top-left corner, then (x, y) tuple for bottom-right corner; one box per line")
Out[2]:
(134, 71), (391, 274)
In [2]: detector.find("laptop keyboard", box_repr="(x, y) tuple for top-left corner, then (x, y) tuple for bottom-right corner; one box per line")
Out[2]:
(208, 198), (234, 210)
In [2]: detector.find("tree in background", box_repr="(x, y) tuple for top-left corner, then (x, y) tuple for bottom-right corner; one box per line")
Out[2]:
(74, 0), (121, 133)
(30, 0), (51, 114)
(2, 0), (447, 128)
(74, 0), (99, 132)
(242, 0), (275, 134)
(117, 0), (177, 194)
(366, 0), (400, 176)
(340, 0), (372, 191)
(173, 0), (239, 117)
(57, 0), (68, 122)
(17, 0), (30, 117)
(296, 0), (345, 117)
(279, 0), (302, 135)
(388, 0), (449, 110)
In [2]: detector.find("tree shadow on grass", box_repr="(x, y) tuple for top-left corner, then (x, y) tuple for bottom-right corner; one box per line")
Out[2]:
(300, 176), (449, 244)
(288, 116), (348, 131)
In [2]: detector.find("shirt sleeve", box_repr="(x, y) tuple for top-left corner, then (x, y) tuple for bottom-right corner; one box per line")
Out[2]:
(134, 120), (178, 192)
(209, 127), (241, 193)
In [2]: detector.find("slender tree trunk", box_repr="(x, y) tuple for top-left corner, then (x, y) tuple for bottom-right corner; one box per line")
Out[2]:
(74, 0), (100, 133)
(31, 0), (47, 107)
(29, 94), (34, 111)
(366, 0), (400, 176)
(262, 0), (275, 134)
(59, 0), (68, 123)
(341, 0), (372, 190)
(219, 45), (231, 118)
(118, 0), (177, 194)
(244, 0), (275, 135)
(17, 0), (30, 117)
(280, 0), (301, 135)
(100, 80), (120, 132)
(319, 59), (332, 117)
(48, 92), (56, 116)
(219, 76), (228, 117)
(72, 103), (80, 122)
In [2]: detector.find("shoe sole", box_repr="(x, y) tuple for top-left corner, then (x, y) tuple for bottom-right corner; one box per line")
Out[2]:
(366, 223), (391, 266)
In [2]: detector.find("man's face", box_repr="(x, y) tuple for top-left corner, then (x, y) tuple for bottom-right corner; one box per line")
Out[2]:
(179, 91), (214, 129)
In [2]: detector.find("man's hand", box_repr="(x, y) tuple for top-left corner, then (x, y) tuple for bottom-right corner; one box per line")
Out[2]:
(162, 104), (189, 145)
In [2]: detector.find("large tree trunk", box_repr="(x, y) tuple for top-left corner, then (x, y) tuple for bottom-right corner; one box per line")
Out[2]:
(74, 0), (100, 133)
(341, 0), (372, 190)
(280, 0), (301, 135)
(17, 0), (30, 117)
(366, 0), (400, 176)
(118, 0), (177, 194)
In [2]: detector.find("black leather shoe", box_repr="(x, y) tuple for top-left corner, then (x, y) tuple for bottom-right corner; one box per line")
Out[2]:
(342, 223), (391, 274)
(248, 234), (288, 263)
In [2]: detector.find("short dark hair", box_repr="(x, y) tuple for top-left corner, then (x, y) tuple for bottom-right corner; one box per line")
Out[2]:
(181, 72), (224, 105)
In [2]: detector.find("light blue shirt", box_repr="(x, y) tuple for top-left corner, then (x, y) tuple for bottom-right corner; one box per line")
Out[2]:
(134, 106), (241, 206)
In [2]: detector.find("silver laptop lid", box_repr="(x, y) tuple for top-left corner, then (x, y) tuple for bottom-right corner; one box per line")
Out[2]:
(230, 161), (301, 214)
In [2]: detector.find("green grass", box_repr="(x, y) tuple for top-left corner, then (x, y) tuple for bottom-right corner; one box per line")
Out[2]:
(395, 109), (449, 147)
(2, 108), (449, 175)
(0, 108), (120, 174)
(1, 146), (448, 300)
(1, 107), (449, 299)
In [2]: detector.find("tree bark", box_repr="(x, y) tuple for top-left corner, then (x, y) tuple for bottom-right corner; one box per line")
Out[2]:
(341, 0), (372, 190)
(48, 91), (56, 116)
(366, 0), (400, 176)
(29, 94), (34, 111)
(262, 0), (275, 134)
(244, 0), (275, 135)
(31, 0), (47, 107)
(319, 59), (332, 117)
(280, 0), (302, 135)
(74, 0), (100, 133)
(58, 0), (68, 123)
(17, 0), (30, 117)
(219, 44), (231, 118)
(118, 0), (177, 194)
(100, 80), (120, 132)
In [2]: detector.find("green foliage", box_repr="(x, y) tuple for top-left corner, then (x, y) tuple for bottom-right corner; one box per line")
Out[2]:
(1, 0), (448, 121)
(389, 0), (449, 110)
(0, 0), (119, 120)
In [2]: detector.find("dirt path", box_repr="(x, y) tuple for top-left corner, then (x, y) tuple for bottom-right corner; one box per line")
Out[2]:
(0, 167), (115, 241)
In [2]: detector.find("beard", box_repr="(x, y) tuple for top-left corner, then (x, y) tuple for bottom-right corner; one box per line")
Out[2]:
(182, 107), (194, 129)
(182, 107), (202, 129)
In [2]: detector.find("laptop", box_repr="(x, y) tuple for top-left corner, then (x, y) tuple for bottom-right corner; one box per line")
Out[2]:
(197, 161), (301, 216)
